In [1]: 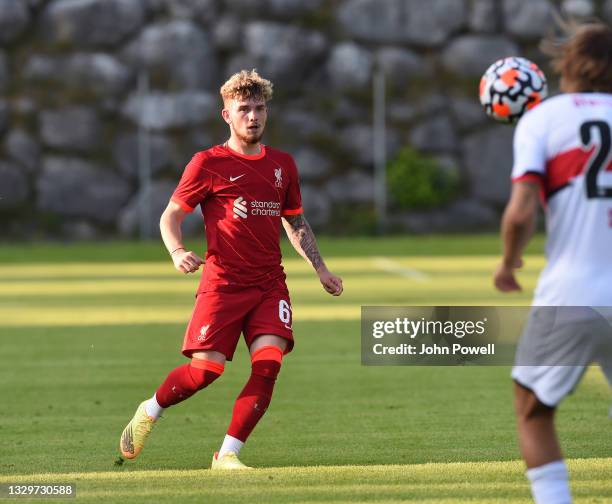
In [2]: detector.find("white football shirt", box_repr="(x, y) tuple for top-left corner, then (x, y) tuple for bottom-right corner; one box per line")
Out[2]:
(511, 93), (612, 306)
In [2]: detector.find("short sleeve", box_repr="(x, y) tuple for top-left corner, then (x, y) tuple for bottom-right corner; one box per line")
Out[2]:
(171, 153), (212, 213)
(511, 110), (547, 185)
(282, 155), (303, 216)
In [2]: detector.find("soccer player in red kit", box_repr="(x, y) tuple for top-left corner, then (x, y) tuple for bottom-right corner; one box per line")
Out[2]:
(119, 70), (343, 469)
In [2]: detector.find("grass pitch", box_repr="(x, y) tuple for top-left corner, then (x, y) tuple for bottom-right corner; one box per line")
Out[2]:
(1, 235), (610, 503)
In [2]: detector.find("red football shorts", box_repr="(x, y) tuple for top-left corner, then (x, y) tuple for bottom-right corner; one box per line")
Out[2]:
(182, 280), (294, 360)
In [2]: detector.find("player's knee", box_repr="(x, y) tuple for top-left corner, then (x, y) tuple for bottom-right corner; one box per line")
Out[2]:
(517, 402), (555, 426)
(251, 345), (283, 380)
(189, 359), (225, 391)
(514, 382), (554, 422)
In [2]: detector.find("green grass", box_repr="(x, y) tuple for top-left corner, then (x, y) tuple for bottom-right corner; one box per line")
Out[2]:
(0, 233), (546, 263)
(2, 460), (612, 503)
(0, 236), (610, 503)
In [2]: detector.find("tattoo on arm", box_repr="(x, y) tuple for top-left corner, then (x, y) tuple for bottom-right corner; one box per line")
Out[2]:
(282, 214), (324, 271)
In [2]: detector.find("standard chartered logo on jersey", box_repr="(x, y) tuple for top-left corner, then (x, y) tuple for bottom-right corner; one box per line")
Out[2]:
(233, 197), (281, 219)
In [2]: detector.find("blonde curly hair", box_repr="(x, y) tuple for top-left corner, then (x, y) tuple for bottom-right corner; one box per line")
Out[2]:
(220, 69), (274, 103)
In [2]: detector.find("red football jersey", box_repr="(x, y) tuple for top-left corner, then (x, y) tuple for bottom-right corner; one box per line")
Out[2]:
(171, 144), (303, 292)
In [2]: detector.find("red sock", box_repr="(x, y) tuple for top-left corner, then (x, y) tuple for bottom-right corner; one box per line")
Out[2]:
(227, 346), (283, 442)
(155, 359), (224, 408)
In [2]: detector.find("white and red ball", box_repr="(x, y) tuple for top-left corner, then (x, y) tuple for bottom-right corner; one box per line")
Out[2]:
(479, 57), (548, 124)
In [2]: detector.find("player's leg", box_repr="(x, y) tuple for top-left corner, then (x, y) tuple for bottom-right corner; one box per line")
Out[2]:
(510, 308), (604, 503)
(514, 381), (571, 504)
(222, 336), (287, 453)
(512, 364), (586, 504)
(120, 351), (226, 460)
(514, 381), (562, 467)
(149, 351), (226, 415)
(120, 290), (247, 460)
(212, 335), (288, 470)
(212, 282), (293, 469)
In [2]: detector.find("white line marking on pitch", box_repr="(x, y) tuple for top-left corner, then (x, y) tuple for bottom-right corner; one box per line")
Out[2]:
(372, 257), (429, 281)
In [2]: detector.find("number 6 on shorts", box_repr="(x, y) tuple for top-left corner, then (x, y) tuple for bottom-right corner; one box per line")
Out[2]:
(279, 299), (292, 326)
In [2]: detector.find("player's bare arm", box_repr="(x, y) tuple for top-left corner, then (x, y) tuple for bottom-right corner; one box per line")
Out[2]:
(494, 181), (539, 292)
(160, 200), (204, 274)
(282, 214), (343, 296)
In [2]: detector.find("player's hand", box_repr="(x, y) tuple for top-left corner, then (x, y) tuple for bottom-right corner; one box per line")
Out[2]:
(494, 259), (523, 292)
(172, 249), (205, 274)
(318, 267), (343, 296)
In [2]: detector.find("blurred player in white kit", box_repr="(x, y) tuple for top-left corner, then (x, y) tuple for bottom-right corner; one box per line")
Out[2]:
(494, 22), (612, 504)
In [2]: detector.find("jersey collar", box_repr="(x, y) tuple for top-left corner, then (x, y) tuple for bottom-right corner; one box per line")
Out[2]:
(223, 143), (266, 160)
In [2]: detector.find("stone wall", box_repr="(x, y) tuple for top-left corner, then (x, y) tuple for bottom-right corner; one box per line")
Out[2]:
(0, 0), (610, 238)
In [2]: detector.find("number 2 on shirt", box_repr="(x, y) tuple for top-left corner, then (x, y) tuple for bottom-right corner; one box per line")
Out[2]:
(580, 120), (612, 199)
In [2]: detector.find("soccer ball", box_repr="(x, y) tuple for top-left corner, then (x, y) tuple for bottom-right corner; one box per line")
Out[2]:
(479, 57), (548, 124)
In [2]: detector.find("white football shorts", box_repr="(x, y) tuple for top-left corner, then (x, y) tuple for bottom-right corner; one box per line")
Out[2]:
(512, 307), (612, 407)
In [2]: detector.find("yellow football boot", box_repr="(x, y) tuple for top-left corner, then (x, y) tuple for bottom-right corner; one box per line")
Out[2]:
(211, 451), (253, 470)
(119, 401), (156, 459)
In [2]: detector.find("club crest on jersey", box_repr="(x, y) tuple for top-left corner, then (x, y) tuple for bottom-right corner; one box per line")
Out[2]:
(274, 168), (283, 188)
(197, 324), (210, 342)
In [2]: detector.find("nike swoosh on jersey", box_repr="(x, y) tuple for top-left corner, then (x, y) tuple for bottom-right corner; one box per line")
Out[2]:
(229, 174), (245, 182)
